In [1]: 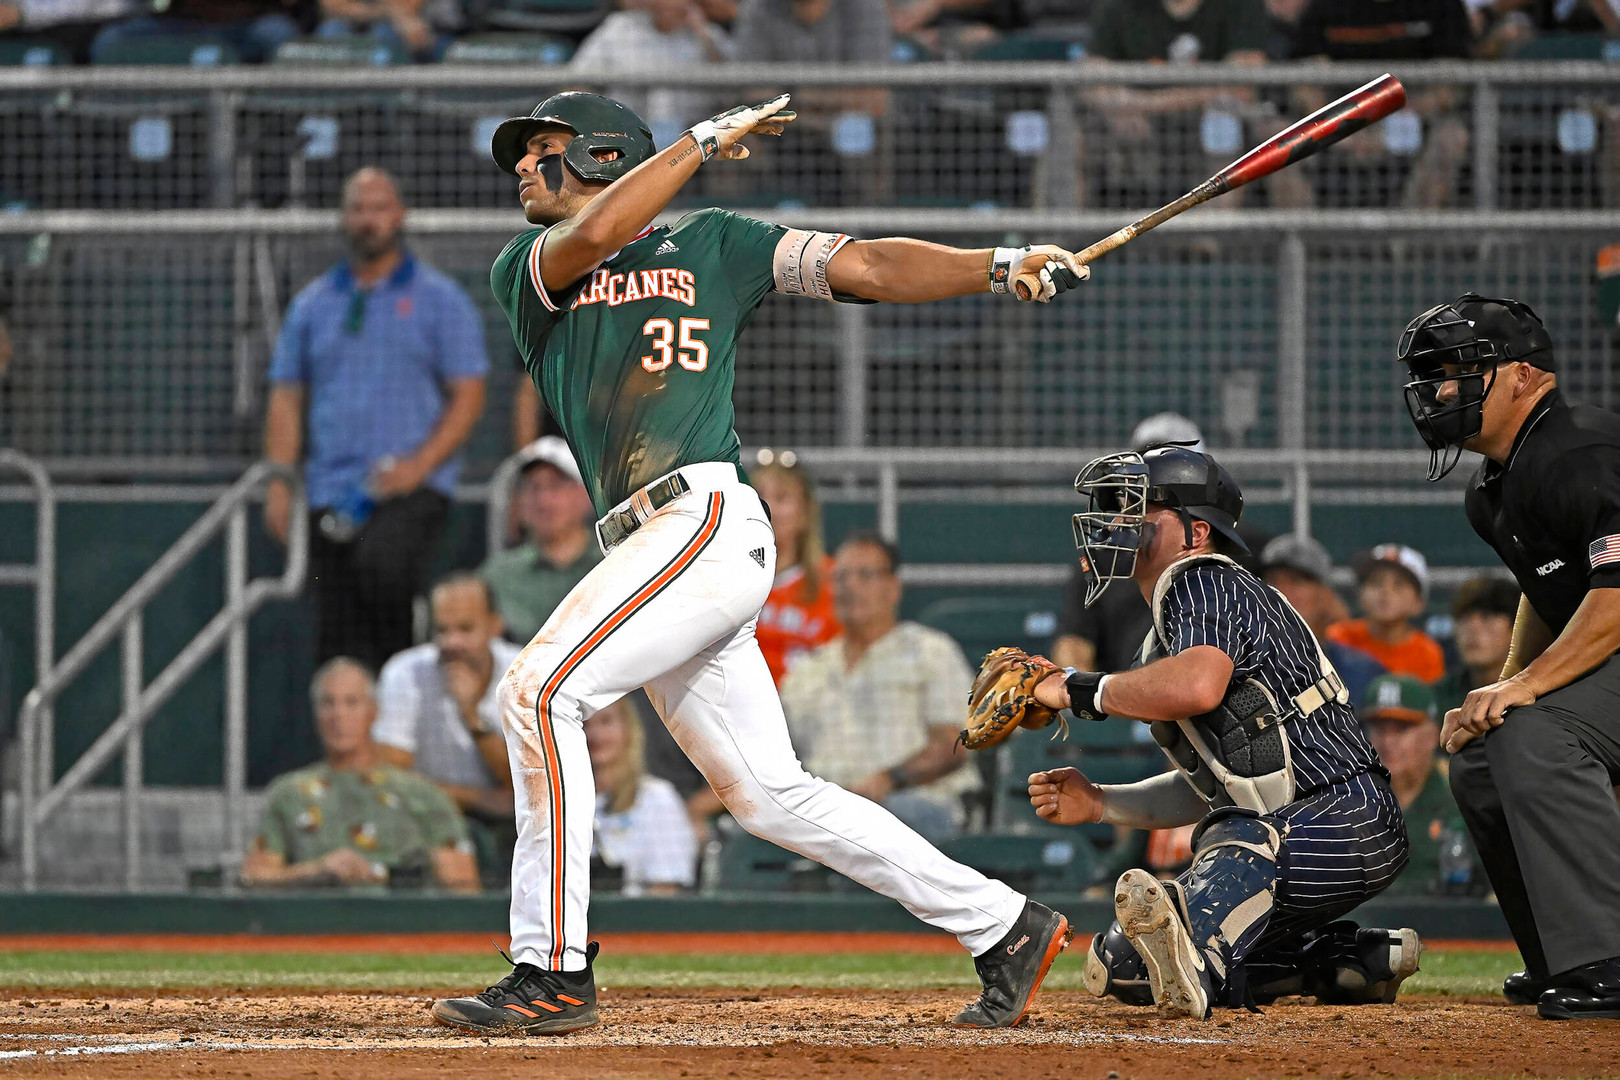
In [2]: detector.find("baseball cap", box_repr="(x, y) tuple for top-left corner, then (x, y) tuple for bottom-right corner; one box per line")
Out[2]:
(1354, 543), (1430, 601)
(1130, 412), (1206, 453)
(513, 436), (583, 486)
(1454, 294), (1556, 372)
(1361, 673), (1438, 726)
(1259, 534), (1333, 584)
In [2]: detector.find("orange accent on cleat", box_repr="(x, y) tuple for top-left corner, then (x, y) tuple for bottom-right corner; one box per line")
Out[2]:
(530, 999), (564, 1013)
(502, 1004), (539, 1018)
(555, 995), (586, 1006)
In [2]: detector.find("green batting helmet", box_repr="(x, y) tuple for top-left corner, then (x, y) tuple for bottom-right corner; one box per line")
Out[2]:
(490, 91), (655, 182)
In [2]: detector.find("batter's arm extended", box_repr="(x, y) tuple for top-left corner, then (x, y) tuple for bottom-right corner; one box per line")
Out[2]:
(541, 97), (795, 292)
(824, 238), (1086, 304)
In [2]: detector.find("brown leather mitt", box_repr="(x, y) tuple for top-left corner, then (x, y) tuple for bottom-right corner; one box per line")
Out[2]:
(959, 646), (1068, 751)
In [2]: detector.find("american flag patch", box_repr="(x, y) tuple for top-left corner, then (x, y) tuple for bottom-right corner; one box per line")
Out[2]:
(1591, 534), (1620, 570)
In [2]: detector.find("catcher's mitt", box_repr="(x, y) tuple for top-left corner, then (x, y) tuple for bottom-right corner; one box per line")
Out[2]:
(959, 646), (1069, 751)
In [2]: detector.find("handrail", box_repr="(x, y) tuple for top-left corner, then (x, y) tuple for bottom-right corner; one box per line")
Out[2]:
(0, 58), (1610, 92)
(0, 450), (55, 805)
(17, 461), (307, 891)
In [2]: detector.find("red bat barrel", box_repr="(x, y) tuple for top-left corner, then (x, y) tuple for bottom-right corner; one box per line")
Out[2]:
(1215, 74), (1407, 193)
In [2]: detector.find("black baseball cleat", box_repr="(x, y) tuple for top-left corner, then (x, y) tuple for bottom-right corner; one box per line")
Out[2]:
(433, 942), (600, 1035)
(1504, 969), (1546, 1006)
(951, 900), (1073, 1028)
(1537, 957), (1620, 1020)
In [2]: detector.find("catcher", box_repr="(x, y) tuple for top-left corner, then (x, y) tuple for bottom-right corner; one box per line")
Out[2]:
(963, 445), (1424, 1018)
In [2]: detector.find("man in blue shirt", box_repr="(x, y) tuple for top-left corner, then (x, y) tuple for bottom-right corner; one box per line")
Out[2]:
(265, 167), (489, 673)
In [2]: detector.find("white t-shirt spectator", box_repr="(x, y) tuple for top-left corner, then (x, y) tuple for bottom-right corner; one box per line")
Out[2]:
(374, 639), (521, 790)
(779, 621), (979, 819)
(593, 775), (697, 895)
(570, 8), (735, 130)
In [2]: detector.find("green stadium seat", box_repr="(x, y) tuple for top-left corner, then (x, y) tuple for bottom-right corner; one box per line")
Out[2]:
(936, 832), (1096, 893)
(442, 32), (573, 64)
(272, 37), (402, 65)
(714, 830), (829, 892)
(915, 595), (1060, 669)
(0, 40), (67, 65)
(477, 0), (609, 35)
(1512, 32), (1608, 60)
(970, 31), (1085, 62)
(93, 31), (239, 65)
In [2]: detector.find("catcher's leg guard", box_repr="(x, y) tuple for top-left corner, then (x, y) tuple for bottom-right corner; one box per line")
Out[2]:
(1179, 809), (1282, 1001)
(1082, 922), (1155, 1006)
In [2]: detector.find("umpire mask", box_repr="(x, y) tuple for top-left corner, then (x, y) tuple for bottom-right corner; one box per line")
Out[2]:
(1398, 293), (1553, 481)
(1072, 452), (1155, 607)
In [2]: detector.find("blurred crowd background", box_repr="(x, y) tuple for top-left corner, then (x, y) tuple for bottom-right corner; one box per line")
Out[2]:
(3, 0), (1620, 905)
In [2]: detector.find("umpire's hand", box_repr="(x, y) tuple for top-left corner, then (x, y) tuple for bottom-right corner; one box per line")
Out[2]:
(1442, 676), (1537, 753)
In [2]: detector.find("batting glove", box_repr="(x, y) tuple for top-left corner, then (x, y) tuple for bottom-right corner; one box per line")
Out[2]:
(687, 95), (798, 163)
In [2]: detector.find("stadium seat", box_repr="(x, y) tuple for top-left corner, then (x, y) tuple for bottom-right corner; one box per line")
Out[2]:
(442, 32), (573, 64)
(0, 40), (67, 66)
(92, 31), (240, 65)
(271, 37), (403, 66)
(970, 31), (1085, 62)
(1512, 32), (1608, 60)
(474, 0), (609, 35)
(713, 829), (831, 892)
(914, 595), (1059, 668)
(936, 832), (1096, 893)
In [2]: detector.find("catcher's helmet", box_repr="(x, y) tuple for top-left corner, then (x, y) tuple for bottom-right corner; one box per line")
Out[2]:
(1071, 445), (1247, 606)
(490, 91), (655, 182)
(1397, 293), (1554, 480)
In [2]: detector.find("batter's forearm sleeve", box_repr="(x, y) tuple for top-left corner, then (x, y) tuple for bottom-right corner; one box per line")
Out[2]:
(1097, 769), (1207, 830)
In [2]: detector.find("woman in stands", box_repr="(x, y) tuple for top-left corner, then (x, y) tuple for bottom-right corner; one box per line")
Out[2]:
(751, 451), (840, 687)
(585, 697), (698, 896)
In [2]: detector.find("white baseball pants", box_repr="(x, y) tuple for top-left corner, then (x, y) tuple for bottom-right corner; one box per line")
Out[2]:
(497, 463), (1025, 971)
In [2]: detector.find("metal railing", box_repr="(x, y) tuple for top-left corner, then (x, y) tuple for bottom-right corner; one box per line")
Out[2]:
(15, 462), (308, 891)
(0, 450), (55, 803)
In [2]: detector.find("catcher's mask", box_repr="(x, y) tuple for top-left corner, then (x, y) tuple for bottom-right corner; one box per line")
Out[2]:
(1072, 445), (1248, 606)
(1398, 293), (1554, 481)
(490, 91), (654, 184)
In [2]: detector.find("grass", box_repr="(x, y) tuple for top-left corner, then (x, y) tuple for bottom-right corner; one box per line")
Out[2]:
(0, 947), (1523, 996)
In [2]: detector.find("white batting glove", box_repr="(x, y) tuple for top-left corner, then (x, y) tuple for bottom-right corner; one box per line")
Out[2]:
(990, 245), (1089, 303)
(686, 94), (798, 163)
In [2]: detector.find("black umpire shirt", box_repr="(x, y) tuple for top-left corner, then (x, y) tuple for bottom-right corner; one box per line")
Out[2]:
(1464, 388), (1620, 636)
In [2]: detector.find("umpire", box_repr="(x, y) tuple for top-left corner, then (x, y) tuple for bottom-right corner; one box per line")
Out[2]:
(1399, 293), (1620, 1020)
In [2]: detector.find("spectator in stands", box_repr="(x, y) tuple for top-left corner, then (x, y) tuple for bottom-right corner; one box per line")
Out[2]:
(88, 0), (299, 63)
(1259, 533), (1387, 705)
(586, 696), (698, 895)
(779, 532), (980, 842)
(1328, 544), (1447, 683)
(1078, 0), (1273, 208)
(752, 452), (839, 687)
(241, 657), (479, 891)
(731, 0), (891, 202)
(313, 0), (458, 60)
(1435, 576), (1520, 714)
(264, 167), (488, 676)
(1291, 0), (1474, 208)
(1363, 673), (1476, 896)
(570, 0), (735, 133)
(0, 0), (133, 63)
(478, 437), (600, 646)
(374, 573), (519, 821)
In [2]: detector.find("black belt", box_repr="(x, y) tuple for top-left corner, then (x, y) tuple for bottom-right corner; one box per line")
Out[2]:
(595, 473), (691, 551)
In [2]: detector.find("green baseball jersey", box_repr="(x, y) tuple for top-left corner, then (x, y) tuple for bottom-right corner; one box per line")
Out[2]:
(254, 761), (471, 871)
(492, 208), (786, 517)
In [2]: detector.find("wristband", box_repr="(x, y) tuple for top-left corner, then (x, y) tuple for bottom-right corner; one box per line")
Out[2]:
(686, 121), (721, 162)
(988, 246), (1025, 294)
(1064, 669), (1106, 723)
(886, 764), (911, 791)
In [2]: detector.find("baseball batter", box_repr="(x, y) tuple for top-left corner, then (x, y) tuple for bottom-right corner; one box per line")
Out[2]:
(431, 91), (1086, 1035)
(964, 447), (1424, 1018)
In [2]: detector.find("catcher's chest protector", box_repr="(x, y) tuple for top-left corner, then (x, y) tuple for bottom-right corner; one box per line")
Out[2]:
(1144, 554), (1349, 815)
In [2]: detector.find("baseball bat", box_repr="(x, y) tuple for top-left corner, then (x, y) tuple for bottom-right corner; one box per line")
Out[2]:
(1014, 73), (1408, 300)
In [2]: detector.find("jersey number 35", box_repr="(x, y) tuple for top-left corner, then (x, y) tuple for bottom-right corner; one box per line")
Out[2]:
(641, 317), (710, 374)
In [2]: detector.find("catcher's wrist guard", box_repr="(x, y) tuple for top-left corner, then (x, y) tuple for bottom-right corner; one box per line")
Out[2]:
(1066, 669), (1106, 722)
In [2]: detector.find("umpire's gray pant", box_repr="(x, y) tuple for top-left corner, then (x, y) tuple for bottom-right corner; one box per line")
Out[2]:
(1450, 654), (1620, 977)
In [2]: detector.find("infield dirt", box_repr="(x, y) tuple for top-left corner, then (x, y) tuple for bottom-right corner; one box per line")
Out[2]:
(3, 987), (1619, 1079)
